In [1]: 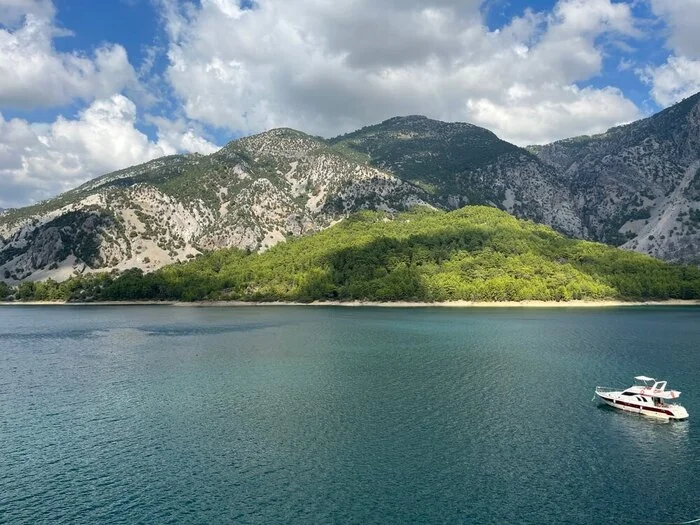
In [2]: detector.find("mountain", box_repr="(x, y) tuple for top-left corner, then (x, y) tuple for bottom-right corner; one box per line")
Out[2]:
(4, 206), (699, 303)
(0, 118), (580, 284)
(0, 129), (429, 283)
(1, 94), (700, 284)
(330, 116), (582, 236)
(532, 92), (700, 262)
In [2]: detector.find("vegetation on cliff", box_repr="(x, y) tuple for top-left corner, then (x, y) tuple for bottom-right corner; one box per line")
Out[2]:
(2, 206), (699, 303)
(4, 94), (700, 285)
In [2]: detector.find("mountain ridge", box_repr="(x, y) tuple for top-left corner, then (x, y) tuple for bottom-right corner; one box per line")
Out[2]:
(533, 91), (700, 261)
(1, 94), (700, 283)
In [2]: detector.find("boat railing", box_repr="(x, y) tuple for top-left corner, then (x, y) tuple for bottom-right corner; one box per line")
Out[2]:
(595, 386), (617, 393)
(665, 402), (684, 409)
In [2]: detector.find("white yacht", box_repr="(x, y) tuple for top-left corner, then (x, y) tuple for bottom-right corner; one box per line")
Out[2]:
(595, 376), (689, 420)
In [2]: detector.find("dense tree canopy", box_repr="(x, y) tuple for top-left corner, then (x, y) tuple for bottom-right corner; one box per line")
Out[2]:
(3, 206), (700, 303)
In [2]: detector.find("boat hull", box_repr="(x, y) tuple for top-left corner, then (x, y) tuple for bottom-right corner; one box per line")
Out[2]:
(596, 393), (689, 421)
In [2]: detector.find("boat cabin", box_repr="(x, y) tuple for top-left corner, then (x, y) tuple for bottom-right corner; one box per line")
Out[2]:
(622, 375), (681, 405)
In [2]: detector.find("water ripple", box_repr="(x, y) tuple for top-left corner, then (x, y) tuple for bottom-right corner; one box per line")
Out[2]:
(0, 306), (698, 524)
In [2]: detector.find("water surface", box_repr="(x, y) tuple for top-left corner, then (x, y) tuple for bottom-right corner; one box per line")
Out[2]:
(1, 305), (699, 524)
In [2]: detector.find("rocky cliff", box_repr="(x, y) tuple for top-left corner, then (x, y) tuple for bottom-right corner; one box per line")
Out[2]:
(0, 129), (429, 283)
(1, 93), (699, 283)
(533, 92), (700, 262)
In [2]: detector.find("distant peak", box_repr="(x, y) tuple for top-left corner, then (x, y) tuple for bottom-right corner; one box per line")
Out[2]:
(222, 127), (325, 151)
(265, 127), (307, 134)
(382, 115), (429, 124)
(377, 115), (485, 132)
(249, 127), (315, 140)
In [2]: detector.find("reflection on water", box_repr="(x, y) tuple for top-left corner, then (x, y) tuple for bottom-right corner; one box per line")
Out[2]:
(597, 403), (690, 453)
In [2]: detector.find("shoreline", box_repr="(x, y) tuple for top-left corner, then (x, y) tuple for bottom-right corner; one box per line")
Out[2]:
(2, 299), (699, 308)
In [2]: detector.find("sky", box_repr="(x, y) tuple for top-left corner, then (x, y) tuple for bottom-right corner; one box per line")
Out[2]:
(1, 0), (700, 209)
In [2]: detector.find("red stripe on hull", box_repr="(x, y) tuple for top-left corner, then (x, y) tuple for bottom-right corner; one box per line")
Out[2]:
(605, 397), (674, 417)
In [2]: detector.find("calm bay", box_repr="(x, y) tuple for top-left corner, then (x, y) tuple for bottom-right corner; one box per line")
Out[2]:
(1, 305), (699, 524)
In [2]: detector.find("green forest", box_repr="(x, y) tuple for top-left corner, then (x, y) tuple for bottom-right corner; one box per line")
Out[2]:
(2, 206), (700, 303)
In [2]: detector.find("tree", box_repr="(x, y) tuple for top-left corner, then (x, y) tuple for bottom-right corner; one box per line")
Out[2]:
(17, 281), (36, 301)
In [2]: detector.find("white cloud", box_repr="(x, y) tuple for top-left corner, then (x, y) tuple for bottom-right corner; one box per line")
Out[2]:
(466, 85), (640, 145)
(650, 0), (700, 59)
(163, 0), (641, 144)
(0, 0), (55, 26)
(0, 0), (137, 109)
(642, 1), (700, 106)
(147, 114), (220, 155)
(641, 56), (700, 107)
(0, 95), (219, 208)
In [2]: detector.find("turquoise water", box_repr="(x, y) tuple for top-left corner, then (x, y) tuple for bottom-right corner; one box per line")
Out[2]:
(1, 305), (699, 524)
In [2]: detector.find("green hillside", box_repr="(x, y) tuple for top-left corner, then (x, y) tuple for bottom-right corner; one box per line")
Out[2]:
(3, 206), (700, 303)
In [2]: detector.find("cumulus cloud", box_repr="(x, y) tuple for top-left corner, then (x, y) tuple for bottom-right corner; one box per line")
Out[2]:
(466, 85), (640, 145)
(641, 56), (700, 106)
(163, 0), (642, 144)
(0, 0), (137, 109)
(0, 0), (55, 26)
(147, 114), (220, 155)
(0, 95), (219, 208)
(650, 0), (700, 59)
(641, 1), (700, 106)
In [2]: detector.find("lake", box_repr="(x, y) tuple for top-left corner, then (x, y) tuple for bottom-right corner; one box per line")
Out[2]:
(1, 305), (699, 524)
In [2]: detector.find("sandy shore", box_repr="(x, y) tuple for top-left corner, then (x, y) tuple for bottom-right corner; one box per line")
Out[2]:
(180, 299), (700, 308)
(3, 299), (699, 308)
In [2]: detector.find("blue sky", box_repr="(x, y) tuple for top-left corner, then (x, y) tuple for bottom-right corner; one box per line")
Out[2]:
(1, 0), (700, 208)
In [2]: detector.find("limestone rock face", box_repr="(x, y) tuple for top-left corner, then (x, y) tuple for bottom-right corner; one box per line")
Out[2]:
(533, 92), (700, 263)
(0, 130), (429, 283)
(2, 93), (700, 283)
(330, 115), (584, 238)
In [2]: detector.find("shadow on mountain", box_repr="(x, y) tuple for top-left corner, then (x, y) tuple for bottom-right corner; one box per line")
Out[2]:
(9, 207), (700, 303)
(293, 221), (700, 302)
(293, 228), (485, 301)
(0, 210), (112, 283)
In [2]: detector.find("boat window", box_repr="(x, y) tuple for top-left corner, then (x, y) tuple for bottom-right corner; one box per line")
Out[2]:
(622, 392), (636, 396)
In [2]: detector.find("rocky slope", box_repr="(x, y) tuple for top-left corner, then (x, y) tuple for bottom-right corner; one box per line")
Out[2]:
(331, 116), (583, 236)
(532, 92), (700, 262)
(0, 129), (428, 283)
(1, 93), (700, 283)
